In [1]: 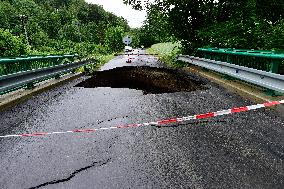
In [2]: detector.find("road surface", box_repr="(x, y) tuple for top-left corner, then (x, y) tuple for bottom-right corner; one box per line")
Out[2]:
(0, 49), (284, 189)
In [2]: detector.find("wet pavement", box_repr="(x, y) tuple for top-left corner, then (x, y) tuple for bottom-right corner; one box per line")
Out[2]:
(0, 49), (284, 189)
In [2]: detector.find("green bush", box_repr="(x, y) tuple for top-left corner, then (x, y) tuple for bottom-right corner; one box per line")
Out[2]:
(264, 20), (284, 50)
(104, 26), (125, 53)
(147, 42), (185, 67)
(30, 31), (49, 49)
(77, 54), (114, 74)
(197, 19), (284, 51)
(0, 28), (28, 57)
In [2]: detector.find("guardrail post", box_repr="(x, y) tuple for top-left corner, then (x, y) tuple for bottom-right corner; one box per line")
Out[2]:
(270, 60), (279, 73)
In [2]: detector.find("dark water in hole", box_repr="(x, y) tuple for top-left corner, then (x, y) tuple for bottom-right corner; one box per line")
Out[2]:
(75, 66), (207, 94)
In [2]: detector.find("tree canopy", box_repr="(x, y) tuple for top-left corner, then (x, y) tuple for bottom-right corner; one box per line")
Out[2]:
(125, 0), (284, 53)
(0, 0), (130, 56)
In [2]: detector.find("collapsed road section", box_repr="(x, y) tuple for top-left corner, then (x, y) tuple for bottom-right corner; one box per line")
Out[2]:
(75, 66), (207, 94)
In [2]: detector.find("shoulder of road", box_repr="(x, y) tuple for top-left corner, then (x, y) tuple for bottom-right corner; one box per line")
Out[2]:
(0, 73), (82, 111)
(183, 65), (284, 118)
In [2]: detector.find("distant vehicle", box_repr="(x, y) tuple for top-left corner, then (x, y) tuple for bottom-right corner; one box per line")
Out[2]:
(124, 46), (132, 53)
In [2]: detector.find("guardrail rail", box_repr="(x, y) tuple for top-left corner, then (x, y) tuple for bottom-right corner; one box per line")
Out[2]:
(195, 48), (284, 74)
(177, 55), (284, 93)
(0, 54), (92, 95)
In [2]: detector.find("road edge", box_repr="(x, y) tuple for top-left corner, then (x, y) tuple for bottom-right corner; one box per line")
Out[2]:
(0, 73), (82, 111)
(183, 66), (284, 119)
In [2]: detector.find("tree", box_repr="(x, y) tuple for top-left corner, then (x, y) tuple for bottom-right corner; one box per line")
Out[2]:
(124, 0), (284, 52)
(0, 29), (28, 56)
(0, 1), (18, 31)
(256, 0), (284, 24)
(0, 0), (131, 56)
(104, 26), (125, 52)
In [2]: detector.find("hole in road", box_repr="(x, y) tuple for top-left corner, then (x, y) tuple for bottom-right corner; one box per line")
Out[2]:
(75, 66), (207, 94)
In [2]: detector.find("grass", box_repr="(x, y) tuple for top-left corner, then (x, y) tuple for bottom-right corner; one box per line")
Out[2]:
(147, 42), (187, 68)
(76, 53), (115, 74)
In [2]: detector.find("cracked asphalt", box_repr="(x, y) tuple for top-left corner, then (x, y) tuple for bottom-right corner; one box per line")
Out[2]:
(0, 49), (284, 189)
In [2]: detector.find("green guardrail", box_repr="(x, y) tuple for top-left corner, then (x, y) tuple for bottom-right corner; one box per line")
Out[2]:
(0, 54), (78, 76)
(195, 48), (284, 74)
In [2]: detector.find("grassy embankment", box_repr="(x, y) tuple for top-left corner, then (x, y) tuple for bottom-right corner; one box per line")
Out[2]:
(147, 42), (188, 68)
(77, 54), (114, 74)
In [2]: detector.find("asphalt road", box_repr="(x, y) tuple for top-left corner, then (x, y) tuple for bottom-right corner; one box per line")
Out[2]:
(0, 49), (284, 189)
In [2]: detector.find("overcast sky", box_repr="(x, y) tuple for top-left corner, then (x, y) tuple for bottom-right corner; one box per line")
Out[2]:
(85, 0), (147, 28)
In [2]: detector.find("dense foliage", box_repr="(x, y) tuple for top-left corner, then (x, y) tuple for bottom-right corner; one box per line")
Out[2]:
(125, 0), (284, 53)
(147, 42), (186, 68)
(0, 28), (28, 56)
(0, 0), (130, 57)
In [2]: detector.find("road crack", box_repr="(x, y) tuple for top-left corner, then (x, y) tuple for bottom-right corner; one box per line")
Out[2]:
(28, 158), (111, 189)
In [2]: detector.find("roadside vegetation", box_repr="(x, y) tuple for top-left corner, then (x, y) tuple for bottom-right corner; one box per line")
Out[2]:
(0, 0), (130, 68)
(125, 1), (284, 53)
(126, 0), (284, 70)
(147, 42), (186, 68)
(78, 54), (115, 75)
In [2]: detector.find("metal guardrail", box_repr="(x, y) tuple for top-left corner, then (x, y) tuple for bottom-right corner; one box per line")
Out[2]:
(0, 54), (78, 76)
(196, 48), (284, 74)
(0, 57), (92, 95)
(177, 55), (284, 93)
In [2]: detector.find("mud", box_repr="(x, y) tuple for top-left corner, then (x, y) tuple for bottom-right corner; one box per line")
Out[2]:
(75, 66), (207, 94)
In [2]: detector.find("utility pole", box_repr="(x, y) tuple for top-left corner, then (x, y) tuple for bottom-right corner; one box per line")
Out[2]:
(19, 14), (29, 46)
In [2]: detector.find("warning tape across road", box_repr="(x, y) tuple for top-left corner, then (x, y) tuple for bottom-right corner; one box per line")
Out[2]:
(0, 100), (283, 138)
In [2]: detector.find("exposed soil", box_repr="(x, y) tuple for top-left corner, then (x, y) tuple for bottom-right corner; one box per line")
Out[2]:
(75, 66), (207, 94)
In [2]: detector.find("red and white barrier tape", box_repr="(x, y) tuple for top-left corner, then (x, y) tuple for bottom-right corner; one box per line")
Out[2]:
(1, 100), (283, 138)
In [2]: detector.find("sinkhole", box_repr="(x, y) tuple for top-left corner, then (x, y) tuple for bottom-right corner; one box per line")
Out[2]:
(75, 66), (207, 94)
